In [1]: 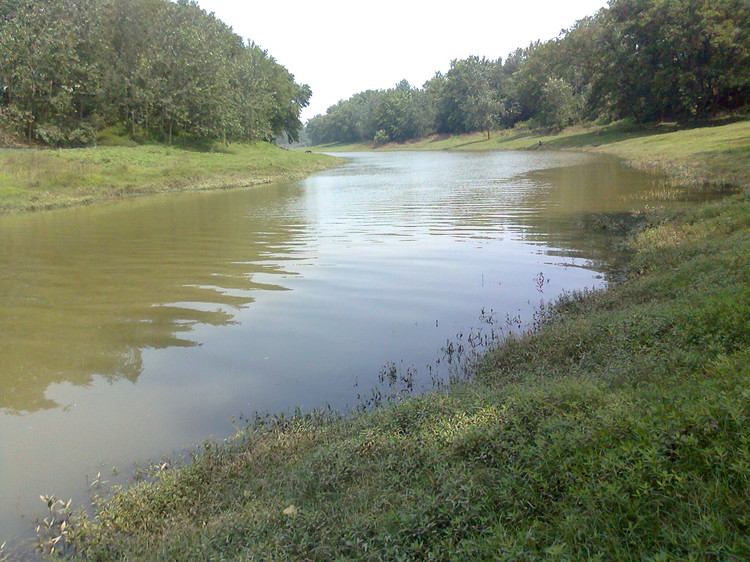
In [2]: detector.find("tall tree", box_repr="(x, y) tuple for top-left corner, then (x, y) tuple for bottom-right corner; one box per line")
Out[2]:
(0, 0), (104, 144)
(591, 0), (750, 120)
(461, 79), (503, 139)
(436, 56), (503, 134)
(0, 0), (312, 145)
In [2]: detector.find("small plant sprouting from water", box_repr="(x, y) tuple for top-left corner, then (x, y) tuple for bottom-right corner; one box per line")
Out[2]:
(358, 305), (525, 411)
(36, 495), (75, 557)
(436, 307), (508, 386)
(534, 271), (550, 293)
(357, 361), (417, 411)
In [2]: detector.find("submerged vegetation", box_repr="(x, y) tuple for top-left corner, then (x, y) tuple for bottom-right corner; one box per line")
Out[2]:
(29, 123), (750, 559)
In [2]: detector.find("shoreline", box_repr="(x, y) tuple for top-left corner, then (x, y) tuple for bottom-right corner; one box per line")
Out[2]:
(0, 142), (343, 215)
(314, 119), (749, 194)
(8, 122), (750, 559)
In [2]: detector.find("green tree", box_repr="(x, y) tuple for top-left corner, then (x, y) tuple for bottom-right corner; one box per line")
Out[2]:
(0, 0), (105, 144)
(372, 80), (421, 143)
(436, 56), (503, 134)
(539, 77), (579, 130)
(461, 80), (503, 139)
(591, 0), (750, 120)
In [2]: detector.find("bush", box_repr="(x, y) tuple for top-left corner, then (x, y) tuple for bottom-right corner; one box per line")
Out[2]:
(373, 129), (390, 145)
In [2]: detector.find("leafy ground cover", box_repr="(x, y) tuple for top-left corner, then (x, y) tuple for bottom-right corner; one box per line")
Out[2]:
(0, 143), (341, 214)
(18, 122), (750, 560)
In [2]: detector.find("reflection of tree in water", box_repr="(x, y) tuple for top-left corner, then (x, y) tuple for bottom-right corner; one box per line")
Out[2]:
(0, 184), (306, 414)
(382, 153), (662, 273)
(511, 157), (667, 271)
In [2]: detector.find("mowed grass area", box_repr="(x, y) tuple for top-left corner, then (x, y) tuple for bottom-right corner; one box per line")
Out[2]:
(18, 122), (749, 559)
(0, 143), (341, 214)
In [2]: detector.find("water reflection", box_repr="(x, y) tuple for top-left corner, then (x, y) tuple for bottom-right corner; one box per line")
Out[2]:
(0, 152), (666, 417)
(0, 183), (308, 414)
(0, 150), (670, 549)
(512, 156), (665, 269)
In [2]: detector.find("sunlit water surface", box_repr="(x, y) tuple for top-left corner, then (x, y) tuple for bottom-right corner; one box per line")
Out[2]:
(0, 150), (666, 549)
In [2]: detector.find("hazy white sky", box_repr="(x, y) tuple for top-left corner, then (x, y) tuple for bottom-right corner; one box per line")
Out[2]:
(196, 0), (610, 122)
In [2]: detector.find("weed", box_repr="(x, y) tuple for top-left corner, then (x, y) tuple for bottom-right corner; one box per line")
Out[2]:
(35, 495), (75, 558)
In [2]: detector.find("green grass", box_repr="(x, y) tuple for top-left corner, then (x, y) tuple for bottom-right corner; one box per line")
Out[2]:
(24, 124), (750, 560)
(0, 143), (341, 214)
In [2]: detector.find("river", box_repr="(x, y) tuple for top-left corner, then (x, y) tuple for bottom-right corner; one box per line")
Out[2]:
(0, 150), (665, 552)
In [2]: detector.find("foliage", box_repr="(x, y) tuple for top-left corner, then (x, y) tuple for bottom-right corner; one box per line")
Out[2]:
(591, 0), (750, 121)
(442, 56), (503, 137)
(370, 80), (432, 143)
(539, 77), (579, 130)
(0, 0), (310, 146)
(305, 0), (750, 145)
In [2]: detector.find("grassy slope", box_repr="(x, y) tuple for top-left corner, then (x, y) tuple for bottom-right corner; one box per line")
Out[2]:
(36, 123), (750, 560)
(0, 143), (341, 214)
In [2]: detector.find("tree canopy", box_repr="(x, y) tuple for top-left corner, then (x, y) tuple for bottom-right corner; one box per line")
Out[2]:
(306, 0), (749, 145)
(0, 0), (311, 146)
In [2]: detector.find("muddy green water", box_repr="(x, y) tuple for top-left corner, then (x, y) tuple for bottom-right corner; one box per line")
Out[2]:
(0, 151), (666, 551)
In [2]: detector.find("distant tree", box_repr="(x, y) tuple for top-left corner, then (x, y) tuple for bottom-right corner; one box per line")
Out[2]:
(461, 80), (503, 139)
(436, 56), (503, 135)
(0, 0), (105, 144)
(539, 77), (579, 130)
(304, 0), (749, 145)
(372, 81), (423, 143)
(0, 0), (311, 146)
(504, 42), (559, 125)
(590, 0), (750, 120)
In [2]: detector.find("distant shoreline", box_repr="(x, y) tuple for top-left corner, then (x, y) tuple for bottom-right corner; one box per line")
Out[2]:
(312, 119), (750, 195)
(0, 142), (342, 215)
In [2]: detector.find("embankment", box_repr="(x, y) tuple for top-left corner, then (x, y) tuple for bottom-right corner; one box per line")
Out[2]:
(0, 142), (342, 214)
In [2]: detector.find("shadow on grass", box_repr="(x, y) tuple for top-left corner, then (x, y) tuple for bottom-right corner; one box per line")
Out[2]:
(541, 116), (749, 150)
(541, 128), (665, 150)
(444, 139), (492, 150)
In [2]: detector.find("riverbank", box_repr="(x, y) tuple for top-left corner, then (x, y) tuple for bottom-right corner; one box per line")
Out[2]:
(316, 118), (750, 194)
(0, 142), (342, 214)
(25, 124), (750, 559)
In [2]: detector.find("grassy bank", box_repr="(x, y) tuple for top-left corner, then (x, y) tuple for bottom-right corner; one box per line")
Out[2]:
(29, 125), (750, 559)
(317, 119), (750, 193)
(0, 142), (341, 214)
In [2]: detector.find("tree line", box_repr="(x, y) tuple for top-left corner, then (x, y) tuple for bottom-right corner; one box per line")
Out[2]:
(0, 0), (310, 146)
(306, 0), (750, 145)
